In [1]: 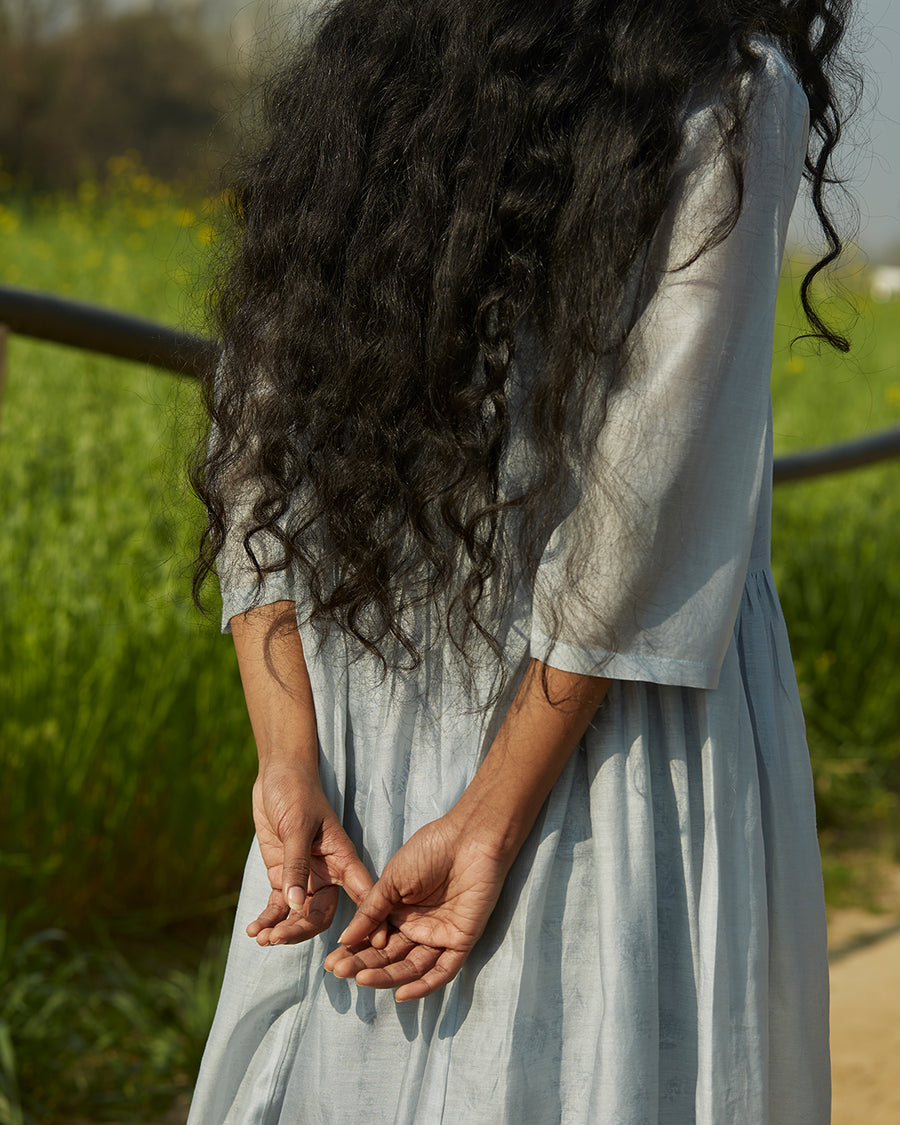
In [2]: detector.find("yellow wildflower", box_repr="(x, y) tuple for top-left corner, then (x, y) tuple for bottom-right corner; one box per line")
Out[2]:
(78, 181), (99, 206)
(0, 205), (19, 233)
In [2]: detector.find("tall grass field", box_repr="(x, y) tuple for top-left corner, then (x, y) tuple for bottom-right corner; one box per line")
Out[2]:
(2, 162), (900, 1122)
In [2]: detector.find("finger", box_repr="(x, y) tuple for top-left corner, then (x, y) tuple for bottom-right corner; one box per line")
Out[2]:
(393, 949), (466, 1002)
(257, 911), (327, 947)
(246, 888), (289, 938)
(336, 849), (377, 906)
(268, 886), (339, 945)
(326, 946), (393, 978)
(337, 879), (396, 946)
(370, 922), (390, 949)
(325, 931), (414, 976)
(281, 824), (314, 913)
(322, 934), (389, 971)
(331, 851), (389, 948)
(354, 944), (445, 990)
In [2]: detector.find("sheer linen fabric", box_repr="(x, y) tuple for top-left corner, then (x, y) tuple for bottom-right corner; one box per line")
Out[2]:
(189, 43), (829, 1125)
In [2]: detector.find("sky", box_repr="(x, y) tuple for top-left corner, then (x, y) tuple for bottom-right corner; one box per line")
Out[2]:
(844, 0), (900, 258)
(98, 0), (900, 258)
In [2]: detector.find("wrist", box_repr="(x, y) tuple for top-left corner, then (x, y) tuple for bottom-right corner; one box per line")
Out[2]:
(257, 742), (321, 779)
(445, 662), (610, 868)
(445, 780), (535, 870)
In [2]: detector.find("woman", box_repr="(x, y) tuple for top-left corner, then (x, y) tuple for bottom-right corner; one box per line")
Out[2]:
(190, 1), (852, 1121)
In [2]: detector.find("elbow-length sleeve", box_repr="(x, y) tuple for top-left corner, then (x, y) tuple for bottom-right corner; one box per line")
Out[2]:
(217, 498), (296, 634)
(213, 366), (296, 633)
(530, 47), (810, 689)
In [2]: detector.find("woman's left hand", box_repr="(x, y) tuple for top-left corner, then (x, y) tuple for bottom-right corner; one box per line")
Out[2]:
(248, 760), (381, 947)
(323, 812), (511, 1001)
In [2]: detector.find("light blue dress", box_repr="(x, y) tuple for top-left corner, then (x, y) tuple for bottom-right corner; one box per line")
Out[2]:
(189, 43), (830, 1125)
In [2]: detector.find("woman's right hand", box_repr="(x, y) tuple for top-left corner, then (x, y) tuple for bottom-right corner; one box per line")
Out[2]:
(323, 811), (512, 999)
(247, 759), (379, 947)
(324, 660), (609, 996)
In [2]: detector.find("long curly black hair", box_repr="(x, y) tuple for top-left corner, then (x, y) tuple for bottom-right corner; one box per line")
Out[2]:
(193, 0), (855, 676)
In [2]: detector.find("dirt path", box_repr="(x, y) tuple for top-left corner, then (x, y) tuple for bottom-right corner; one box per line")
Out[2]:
(829, 908), (900, 1125)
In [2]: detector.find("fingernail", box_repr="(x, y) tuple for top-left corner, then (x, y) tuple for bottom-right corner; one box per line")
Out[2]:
(287, 886), (304, 910)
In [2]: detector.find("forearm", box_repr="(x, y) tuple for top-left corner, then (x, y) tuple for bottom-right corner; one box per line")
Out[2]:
(230, 601), (319, 772)
(451, 659), (610, 864)
(328, 658), (610, 990)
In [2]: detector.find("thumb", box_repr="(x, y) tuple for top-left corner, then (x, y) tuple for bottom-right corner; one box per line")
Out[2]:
(338, 854), (390, 951)
(337, 849), (377, 907)
(281, 823), (313, 913)
(337, 877), (395, 947)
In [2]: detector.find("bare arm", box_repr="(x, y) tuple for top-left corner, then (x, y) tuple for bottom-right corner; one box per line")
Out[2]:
(453, 659), (611, 860)
(231, 601), (319, 775)
(326, 660), (610, 999)
(231, 602), (378, 945)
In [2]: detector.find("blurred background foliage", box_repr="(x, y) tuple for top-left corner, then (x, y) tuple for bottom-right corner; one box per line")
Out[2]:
(0, 2), (898, 1122)
(0, 0), (260, 192)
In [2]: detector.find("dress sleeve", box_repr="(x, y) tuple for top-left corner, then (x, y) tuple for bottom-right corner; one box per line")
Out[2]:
(213, 365), (296, 634)
(218, 504), (295, 634)
(529, 47), (810, 689)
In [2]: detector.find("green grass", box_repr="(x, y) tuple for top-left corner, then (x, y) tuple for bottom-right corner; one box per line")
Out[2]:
(771, 264), (900, 849)
(1, 169), (252, 1122)
(0, 174), (255, 938)
(1, 175), (899, 1121)
(0, 919), (228, 1124)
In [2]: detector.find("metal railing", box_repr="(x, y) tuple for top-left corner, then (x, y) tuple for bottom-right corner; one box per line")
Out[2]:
(773, 427), (900, 484)
(2, 282), (899, 484)
(0, 283), (215, 378)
